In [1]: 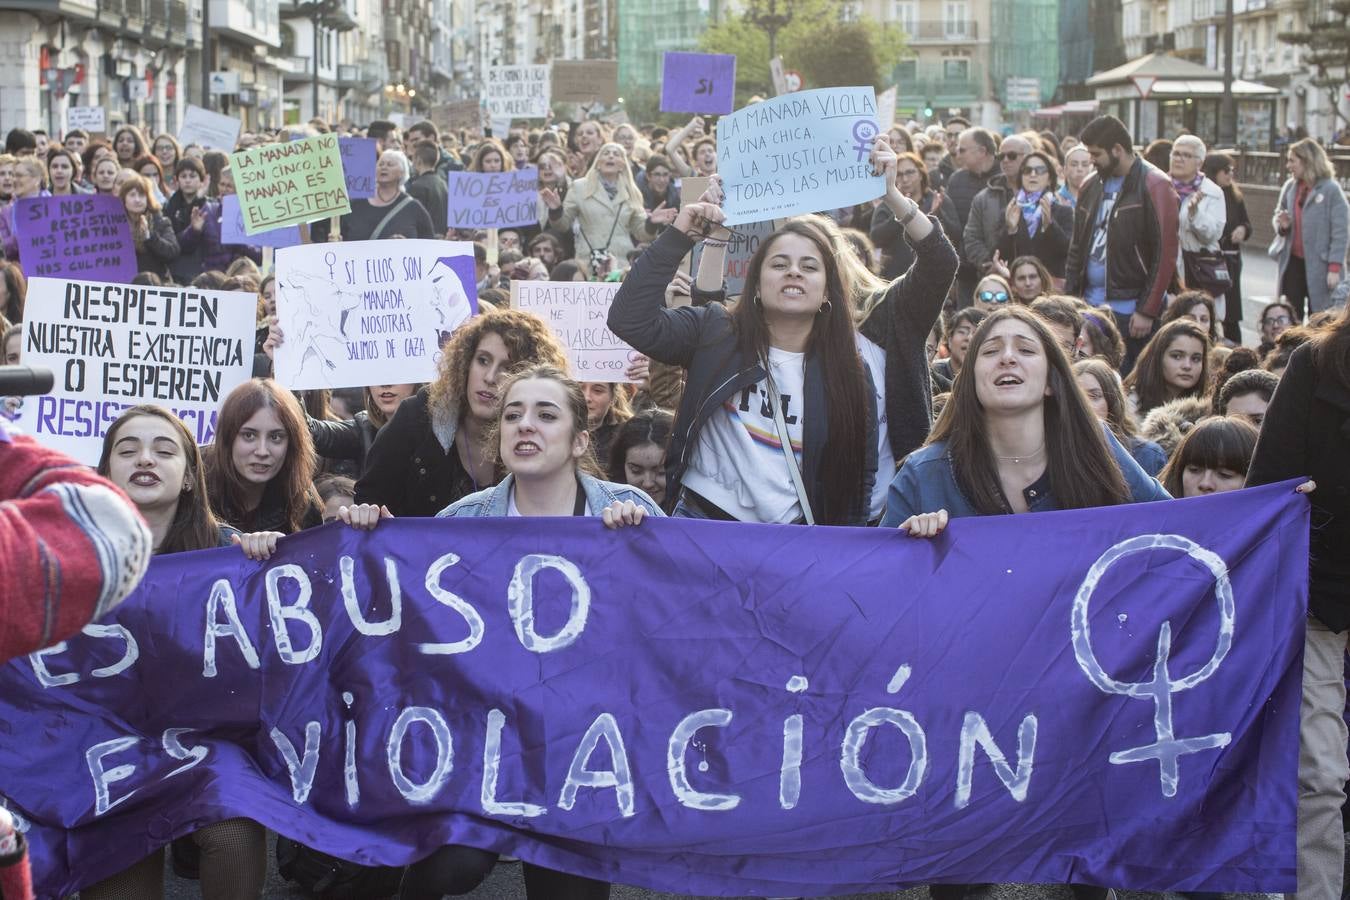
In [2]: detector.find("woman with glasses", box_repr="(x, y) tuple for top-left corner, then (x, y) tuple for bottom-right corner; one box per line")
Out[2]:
(1257, 301), (1297, 358)
(870, 150), (960, 279)
(1204, 151), (1251, 344)
(998, 150), (1073, 280)
(1170, 135), (1229, 313)
(972, 272), (1014, 311)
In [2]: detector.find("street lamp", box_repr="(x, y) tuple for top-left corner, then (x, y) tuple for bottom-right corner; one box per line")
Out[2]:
(297, 0), (357, 121)
(743, 0), (796, 65)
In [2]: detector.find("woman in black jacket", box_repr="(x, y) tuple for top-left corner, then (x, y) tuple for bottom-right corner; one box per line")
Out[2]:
(1245, 308), (1346, 900)
(869, 150), (960, 280)
(997, 150), (1074, 279)
(354, 310), (569, 516)
(119, 174), (178, 281)
(608, 136), (955, 526)
(1204, 151), (1251, 344)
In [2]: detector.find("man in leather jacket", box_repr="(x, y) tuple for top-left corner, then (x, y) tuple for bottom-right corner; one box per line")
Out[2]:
(1065, 115), (1179, 373)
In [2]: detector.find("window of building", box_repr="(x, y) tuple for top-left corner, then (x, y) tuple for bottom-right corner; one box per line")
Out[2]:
(894, 0), (916, 33)
(943, 57), (970, 81)
(896, 58), (917, 81)
(944, 1), (968, 38)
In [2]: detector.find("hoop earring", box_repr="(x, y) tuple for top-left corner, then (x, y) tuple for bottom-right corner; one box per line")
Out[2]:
(817, 300), (832, 315)
(753, 293), (762, 308)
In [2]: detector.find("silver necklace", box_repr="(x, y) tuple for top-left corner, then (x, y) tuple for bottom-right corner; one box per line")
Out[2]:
(994, 444), (1046, 464)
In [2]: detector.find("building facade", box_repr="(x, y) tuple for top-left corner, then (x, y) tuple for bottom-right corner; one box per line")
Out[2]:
(0, 0), (197, 135)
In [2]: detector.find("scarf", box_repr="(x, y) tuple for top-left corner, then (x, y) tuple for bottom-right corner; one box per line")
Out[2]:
(1172, 172), (1204, 205)
(1017, 189), (1045, 237)
(600, 177), (619, 200)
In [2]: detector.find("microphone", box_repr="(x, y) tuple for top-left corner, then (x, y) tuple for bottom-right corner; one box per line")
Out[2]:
(0, 366), (55, 397)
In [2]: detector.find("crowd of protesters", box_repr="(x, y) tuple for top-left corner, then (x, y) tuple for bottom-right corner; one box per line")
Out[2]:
(0, 103), (1347, 900)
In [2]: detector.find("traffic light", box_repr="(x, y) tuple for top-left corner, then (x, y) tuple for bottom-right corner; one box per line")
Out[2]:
(923, 103), (934, 119)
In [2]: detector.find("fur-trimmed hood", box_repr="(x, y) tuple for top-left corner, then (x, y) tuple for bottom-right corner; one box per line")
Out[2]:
(1138, 395), (1213, 459)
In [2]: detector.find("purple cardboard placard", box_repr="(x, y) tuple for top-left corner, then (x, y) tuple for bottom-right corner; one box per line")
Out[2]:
(339, 136), (377, 200)
(660, 52), (737, 115)
(14, 194), (137, 283)
(220, 194), (302, 248)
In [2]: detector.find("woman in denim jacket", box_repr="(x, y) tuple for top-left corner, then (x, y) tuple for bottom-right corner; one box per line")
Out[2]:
(341, 364), (658, 900)
(882, 305), (1168, 531)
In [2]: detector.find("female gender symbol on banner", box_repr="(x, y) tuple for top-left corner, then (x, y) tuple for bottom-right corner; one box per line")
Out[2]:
(852, 120), (879, 162)
(1070, 534), (1235, 798)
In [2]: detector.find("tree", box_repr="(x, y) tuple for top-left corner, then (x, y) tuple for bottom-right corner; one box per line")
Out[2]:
(1278, 0), (1350, 135)
(698, 0), (909, 105)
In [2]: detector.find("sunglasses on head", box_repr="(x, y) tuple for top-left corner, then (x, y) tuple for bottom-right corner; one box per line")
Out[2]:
(978, 290), (1011, 303)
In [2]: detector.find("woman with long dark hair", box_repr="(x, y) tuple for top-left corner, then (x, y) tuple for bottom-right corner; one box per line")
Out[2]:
(608, 142), (937, 525)
(869, 151), (960, 279)
(1123, 318), (1211, 417)
(884, 306), (1166, 529)
(1246, 304), (1342, 900)
(1158, 414), (1257, 497)
(606, 407), (674, 507)
(84, 405), (268, 900)
(112, 126), (149, 167)
(205, 379), (323, 535)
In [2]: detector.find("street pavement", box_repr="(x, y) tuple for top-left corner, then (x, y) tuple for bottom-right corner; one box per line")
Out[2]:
(140, 246), (1290, 900)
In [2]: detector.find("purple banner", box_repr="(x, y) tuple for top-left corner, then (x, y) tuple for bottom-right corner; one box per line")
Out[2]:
(660, 52), (737, 115)
(0, 484), (1307, 898)
(14, 195), (137, 284)
(339, 136), (377, 200)
(220, 194), (302, 249)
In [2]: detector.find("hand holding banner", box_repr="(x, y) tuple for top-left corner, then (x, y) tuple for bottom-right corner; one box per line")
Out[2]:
(716, 87), (885, 225)
(660, 52), (737, 115)
(0, 484), (1306, 897)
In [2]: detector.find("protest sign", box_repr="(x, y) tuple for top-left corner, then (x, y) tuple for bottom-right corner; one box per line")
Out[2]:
(0, 484), (1306, 898)
(769, 56), (788, 96)
(431, 100), (481, 133)
(717, 86), (885, 225)
(689, 217), (777, 296)
(484, 65), (550, 119)
(339, 136), (377, 200)
(14, 195), (137, 284)
(550, 60), (620, 105)
(660, 52), (737, 115)
(12, 278), (256, 463)
(679, 176), (710, 210)
(511, 280), (637, 381)
(445, 167), (538, 230)
(877, 86), (898, 131)
(178, 105), (242, 150)
(230, 133), (350, 234)
(489, 116), (514, 138)
(219, 194), (302, 249)
(273, 240), (477, 390)
(66, 105), (106, 134)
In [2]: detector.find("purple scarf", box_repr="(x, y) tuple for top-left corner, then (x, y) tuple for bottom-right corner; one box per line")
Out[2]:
(1017, 189), (1045, 237)
(1173, 172), (1204, 205)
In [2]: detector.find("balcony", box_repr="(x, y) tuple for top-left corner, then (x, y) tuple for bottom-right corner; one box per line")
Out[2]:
(901, 19), (980, 43)
(280, 55), (312, 82)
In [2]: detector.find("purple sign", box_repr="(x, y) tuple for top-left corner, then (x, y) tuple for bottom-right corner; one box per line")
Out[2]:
(0, 484), (1306, 898)
(220, 194), (302, 249)
(14, 194), (137, 283)
(446, 167), (539, 230)
(660, 52), (737, 115)
(339, 136), (377, 200)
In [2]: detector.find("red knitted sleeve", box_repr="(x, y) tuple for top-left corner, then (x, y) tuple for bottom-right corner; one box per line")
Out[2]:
(0, 428), (151, 664)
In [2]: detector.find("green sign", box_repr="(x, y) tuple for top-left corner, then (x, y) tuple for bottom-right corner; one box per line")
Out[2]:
(230, 133), (351, 234)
